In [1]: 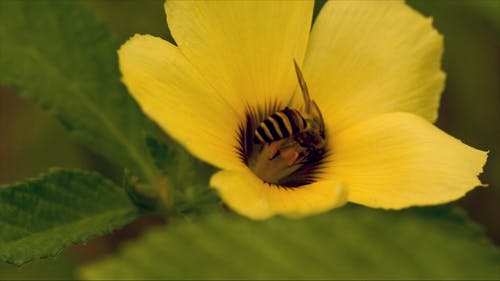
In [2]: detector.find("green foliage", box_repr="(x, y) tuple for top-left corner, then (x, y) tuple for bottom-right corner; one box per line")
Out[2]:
(466, 0), (500, 30)
(0, 169), (139, 266)
(0, 0), (220, 214)
(0, 253), (76, 280)
(145, 137), (220, 216)
(84, 0), (171, 43)
(0, 0), (158, 183)
(81, 206), (500, 280)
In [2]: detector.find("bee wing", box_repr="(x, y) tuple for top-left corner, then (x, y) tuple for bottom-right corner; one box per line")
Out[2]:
(311, 100), (326, 135)
(293, 60), (325, 135)
(293, 59), (311, 114)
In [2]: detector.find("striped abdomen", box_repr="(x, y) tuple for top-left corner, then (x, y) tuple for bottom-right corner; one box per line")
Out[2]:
(253, 108), (309, 144)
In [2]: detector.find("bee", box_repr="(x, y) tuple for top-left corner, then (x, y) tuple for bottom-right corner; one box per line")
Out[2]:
(253, 60), (326, 166)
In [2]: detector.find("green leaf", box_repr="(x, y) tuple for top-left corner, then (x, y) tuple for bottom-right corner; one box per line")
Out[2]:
(0, 0), (158, 182)
(145, 137), (221, 216)
(81, 206), (500, 280)
(0, 252), (76, 280)
(0, 169), (140, 265)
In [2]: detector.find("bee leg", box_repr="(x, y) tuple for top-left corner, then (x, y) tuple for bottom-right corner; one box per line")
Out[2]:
(268, 139), (286, 160)
(291, 151), (307, 166)
(295, 151), (307, 165)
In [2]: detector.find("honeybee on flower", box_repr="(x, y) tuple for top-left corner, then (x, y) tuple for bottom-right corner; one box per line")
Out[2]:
(118, 0), (487, 219)
(252, 61), (326, 167)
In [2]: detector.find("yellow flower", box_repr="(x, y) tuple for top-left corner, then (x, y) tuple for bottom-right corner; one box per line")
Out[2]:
(118, 1), (487, 219)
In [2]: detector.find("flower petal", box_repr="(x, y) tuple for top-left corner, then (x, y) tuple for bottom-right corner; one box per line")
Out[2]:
(327, 112), (487, 209)
(303, 1), (445, 132)
(118, 34), (242, 170)
(164, 0), (313, 108)
(210, 169), (347, 220)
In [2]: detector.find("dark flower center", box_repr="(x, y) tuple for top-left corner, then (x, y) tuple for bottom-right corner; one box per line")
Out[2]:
(236, 101), (328, 188)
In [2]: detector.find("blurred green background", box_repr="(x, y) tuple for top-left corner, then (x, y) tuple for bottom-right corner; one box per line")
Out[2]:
(0, 0), (498, 279)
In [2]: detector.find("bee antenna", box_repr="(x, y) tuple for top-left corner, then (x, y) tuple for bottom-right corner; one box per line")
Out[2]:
(293, 59), (311, 114)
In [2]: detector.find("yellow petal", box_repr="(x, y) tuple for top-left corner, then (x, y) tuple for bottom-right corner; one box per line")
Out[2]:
(303, 1), (445, 133)
(118, 34), (243, 170)
(164, 0), (313, 109)
(327, 112), (487, 209)
(210, 168), (347, 220)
